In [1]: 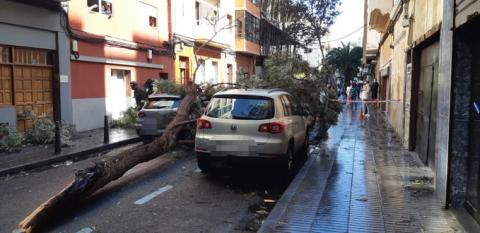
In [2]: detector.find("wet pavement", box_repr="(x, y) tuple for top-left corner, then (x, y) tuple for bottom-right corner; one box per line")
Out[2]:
(260, 105), (467, 233)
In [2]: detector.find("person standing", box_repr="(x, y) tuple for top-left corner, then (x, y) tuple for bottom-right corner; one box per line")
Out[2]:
(130, 81), (147, 110)
(346, 83), (352, 103)
(349, 83), (359, 110)
(361, 81), (371, 117)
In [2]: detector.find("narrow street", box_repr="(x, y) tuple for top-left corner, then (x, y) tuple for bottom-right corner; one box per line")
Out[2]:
(262, 105), (468, 232)
(0, 145), (289, 233)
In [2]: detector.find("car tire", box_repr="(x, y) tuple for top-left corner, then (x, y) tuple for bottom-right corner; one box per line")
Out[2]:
(197, 156), (212, 174)
(281, 144), (294, 177)
(298, 130), (309, 159)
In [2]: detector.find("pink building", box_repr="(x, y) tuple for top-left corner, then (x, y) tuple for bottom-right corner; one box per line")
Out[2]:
(68, 0), (173, 131)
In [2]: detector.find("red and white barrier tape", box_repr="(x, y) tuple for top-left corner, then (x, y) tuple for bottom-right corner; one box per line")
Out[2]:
(332, 99), (401, 104)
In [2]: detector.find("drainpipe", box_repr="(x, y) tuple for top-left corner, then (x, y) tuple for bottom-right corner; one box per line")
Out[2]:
(54, 32), (62, 154)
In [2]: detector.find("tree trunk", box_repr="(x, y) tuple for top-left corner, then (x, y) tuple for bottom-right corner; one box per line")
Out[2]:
(18, 88), (197, 233)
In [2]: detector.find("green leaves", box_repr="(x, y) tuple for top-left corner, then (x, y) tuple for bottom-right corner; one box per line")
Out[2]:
(237, 55), (342, 139)
(325, 42), (363, 83)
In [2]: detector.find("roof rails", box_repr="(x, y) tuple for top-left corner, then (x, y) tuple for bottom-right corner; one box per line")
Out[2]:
(267, 88), (286, 93)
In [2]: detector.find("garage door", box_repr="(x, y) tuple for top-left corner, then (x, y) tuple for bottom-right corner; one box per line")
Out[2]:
(415, 42), (439, 167)
(0, 46), (54, 132)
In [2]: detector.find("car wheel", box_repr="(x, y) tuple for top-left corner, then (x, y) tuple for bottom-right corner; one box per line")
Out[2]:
(298, 130), (309, 159)
(281, 145), (294, 177)
(197, 156), (212, 174)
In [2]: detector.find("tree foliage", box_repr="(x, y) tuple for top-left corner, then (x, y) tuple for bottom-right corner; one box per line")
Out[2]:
(238, 55), (342, 139)
(301, 0), (341, 57)
(325, 42), (363, 84)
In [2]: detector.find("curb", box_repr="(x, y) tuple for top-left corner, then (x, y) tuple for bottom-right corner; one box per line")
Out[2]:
(258, 148), (335, 233)
(0, 137), (141, 177)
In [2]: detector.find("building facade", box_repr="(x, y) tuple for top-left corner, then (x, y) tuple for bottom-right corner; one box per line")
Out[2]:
(364, 0), (480, 226)
(235, 0), (261, 79)
(172, 0), (237, 86)
(68, 0), (173, 131)
(0, 0), (72, 133)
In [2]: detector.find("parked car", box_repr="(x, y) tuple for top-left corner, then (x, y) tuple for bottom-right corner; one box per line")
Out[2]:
(195, 89), (309, 175)
(136, 94), (182, 142)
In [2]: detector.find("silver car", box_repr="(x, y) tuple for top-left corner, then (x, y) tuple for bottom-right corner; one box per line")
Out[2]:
(195, 89), (309, 174)
(136, 94), (182, 142)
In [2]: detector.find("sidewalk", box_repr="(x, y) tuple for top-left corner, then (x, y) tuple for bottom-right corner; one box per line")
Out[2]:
(0, 128), (140, 176)
(260, 106), (474, 233)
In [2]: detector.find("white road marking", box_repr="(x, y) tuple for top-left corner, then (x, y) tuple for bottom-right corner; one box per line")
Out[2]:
(134, 185), (173, 205)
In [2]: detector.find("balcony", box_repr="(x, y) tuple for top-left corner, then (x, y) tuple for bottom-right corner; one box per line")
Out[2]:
(195, 1), (235, 48)
(235, 0), (260, 17)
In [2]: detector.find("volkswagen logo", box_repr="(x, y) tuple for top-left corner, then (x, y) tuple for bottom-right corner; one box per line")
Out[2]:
(230, 124), (237, 131)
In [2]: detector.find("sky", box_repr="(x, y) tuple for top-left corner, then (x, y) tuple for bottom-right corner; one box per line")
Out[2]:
(325, 0), (365, 48)
(302, 0), (365, 66)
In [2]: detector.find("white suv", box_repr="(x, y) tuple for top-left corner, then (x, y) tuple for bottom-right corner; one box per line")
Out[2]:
(195, 89), (309, 174)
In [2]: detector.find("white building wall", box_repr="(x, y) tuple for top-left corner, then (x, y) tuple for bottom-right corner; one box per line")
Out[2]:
(172, 0), (236, 84)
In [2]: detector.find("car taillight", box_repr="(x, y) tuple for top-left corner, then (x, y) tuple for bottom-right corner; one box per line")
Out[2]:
(197, 118), (212, 129)
(258, 122), (285, 134)
(138, 111), (145, 118)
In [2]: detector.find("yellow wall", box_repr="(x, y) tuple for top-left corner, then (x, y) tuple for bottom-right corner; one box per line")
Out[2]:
(174, 46), (195, 85)
(410, 0), (443, 44)
(235, 0), (261, 17)
(389, 18), (409, 146)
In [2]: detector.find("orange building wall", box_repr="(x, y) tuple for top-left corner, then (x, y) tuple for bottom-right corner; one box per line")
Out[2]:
(236, 53), (256, 76)
(69, 0), (174, 99)
(68, 0), (169, 45)
(71, 62), (105, 99)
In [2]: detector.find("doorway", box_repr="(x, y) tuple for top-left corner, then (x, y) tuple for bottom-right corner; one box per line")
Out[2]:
(107, 69), (130, 120)
(179, 56), (190, 85)
(465, 29), (480, 223)
(0, 46), (54, 132)
(415, 42), (439, 167)
(227, 64), (233, 83)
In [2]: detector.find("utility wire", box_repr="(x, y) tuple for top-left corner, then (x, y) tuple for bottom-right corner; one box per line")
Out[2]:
(320, 25), (365, 44)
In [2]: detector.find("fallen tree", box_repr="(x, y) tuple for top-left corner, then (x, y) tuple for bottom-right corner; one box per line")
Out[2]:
(19, 87), (197, 233)
(18, 12), (240, 233)
(18, 6), (343, 232)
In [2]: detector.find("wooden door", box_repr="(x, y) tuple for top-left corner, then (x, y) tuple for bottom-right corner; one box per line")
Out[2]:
(0, 65), (12, 106)
(14, 66), (54, 132)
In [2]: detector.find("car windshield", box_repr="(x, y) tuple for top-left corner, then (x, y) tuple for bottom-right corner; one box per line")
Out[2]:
(145, 98), (181, 109)
(205, 95), (274, 120)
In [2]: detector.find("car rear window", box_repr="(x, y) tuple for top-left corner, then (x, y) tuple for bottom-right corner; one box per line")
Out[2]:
(205, 95), (274, 120)
(145, 98), (181, 109)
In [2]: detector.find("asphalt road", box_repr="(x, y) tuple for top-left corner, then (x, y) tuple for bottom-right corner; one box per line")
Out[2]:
(0, 145), (290, 233)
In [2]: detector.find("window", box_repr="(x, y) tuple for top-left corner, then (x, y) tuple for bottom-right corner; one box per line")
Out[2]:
(206, 96), (274, 120)
(87, 0), (113, 16)
(211, 61), (218, 84)
(287, 95), (301, 116)
(196, 59), (205, 83)
(280, 95), (293, 116)
(145, 97), (182, 109)
(159, 72), (169, 80)
(244, 12), (260, 43)
(195, 1), (219, 26)
(139, 2), (157, 27)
